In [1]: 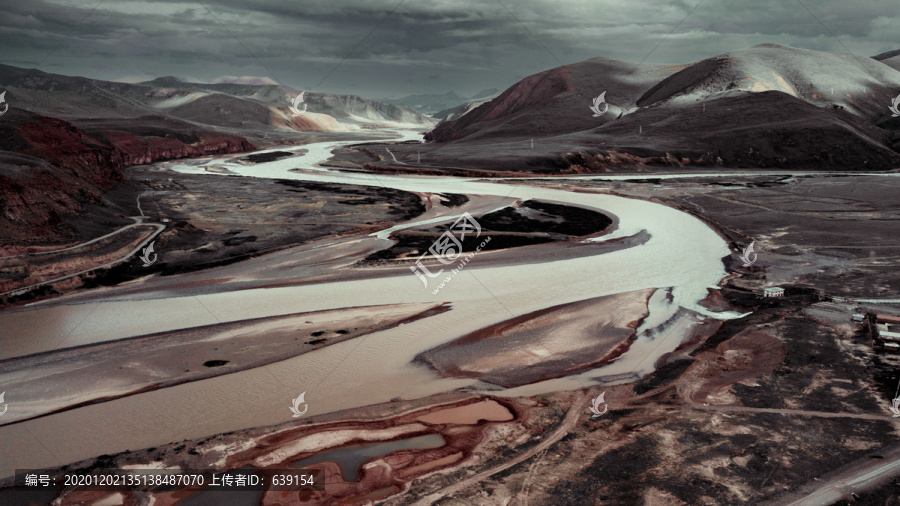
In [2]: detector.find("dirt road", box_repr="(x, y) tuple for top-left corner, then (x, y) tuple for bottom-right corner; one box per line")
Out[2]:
(688, 401), (899, 422)
(0, 217), (150, 259)
(0, 221), (165, 298)
(409, 391), (592, 506)
(778, 445), (900, 505)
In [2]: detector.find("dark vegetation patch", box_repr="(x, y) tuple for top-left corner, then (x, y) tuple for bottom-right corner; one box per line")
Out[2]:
(242, 151), (294, 163)
(606, 408), (894, 504)
(1, 284), (59, 305)
(435, 192), (469, 208)
(597, 407), (637, 422)
(621, 178), (663, 185)
(547, 435), (665, 504)
(274, 179), (425, 220)
(307, 338), (327, 345)
(766, 417), (894, 496)
(733, 312), (880, 413)
(745, 176), (792, 188)
(203, 360), (229, 367)
(633, 358), (694, 395)
(222, 235), (257, 246)
(477, 200), (611, 236)
(361, 233), (548, 264)
(359, 199), (612, 264)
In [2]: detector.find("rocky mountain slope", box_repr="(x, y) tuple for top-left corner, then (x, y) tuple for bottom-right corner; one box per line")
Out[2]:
(0, 109), (254, 245)
(0, 64), (435, 246)
(425, 57), (678, 142)
(420, 44), (900, 172)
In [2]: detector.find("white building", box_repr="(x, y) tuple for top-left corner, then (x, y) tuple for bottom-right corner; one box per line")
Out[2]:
(763, 287), (785, 298)
(877, 323), (900, 341)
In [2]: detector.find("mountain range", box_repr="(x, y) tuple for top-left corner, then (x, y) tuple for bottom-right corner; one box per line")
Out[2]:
(420, 44), (900, 173)
(380, 88), (500, 117)
(0, 64), (433, 134)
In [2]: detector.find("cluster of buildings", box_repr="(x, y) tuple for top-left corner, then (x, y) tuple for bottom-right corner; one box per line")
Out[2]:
(867, 313), (900, 352)
(754, 288), (899, 352)
(753, 288), (900, 354)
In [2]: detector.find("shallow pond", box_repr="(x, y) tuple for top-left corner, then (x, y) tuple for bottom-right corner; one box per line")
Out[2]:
(291, 433), (447, 481)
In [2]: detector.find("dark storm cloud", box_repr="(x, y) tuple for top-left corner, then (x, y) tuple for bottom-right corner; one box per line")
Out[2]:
(0, 0), (897, 97)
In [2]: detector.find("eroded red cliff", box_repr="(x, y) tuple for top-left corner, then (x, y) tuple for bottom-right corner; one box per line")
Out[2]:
(0, 110), (256, 246)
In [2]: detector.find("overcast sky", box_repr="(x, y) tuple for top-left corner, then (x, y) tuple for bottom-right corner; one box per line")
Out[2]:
(1, 0), (898, 98)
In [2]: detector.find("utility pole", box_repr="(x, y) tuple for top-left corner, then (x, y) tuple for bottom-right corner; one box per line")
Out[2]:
(417, 150), (420, 163)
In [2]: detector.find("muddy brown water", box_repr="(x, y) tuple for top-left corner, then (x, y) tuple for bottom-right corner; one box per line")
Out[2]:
(0, 129), (744, 480)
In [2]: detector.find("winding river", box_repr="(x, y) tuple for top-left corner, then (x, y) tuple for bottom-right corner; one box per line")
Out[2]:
(0, 129), (744, 478)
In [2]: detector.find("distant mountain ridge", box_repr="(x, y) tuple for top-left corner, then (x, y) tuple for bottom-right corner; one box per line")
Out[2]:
(0, 64), (434, 132)
(872, 49), (900, 61)
(208, 75), (279, 85)
(873, 49), (900, 72)
(380, 88), (501, 117)
(431, 88), (503, 123)
(470, 88), (500, 100)
(0, 64), (432, 246)
(422, 44), (900, 172)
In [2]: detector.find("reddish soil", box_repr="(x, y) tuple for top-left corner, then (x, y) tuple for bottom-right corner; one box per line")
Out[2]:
(0, 109), (255, 246)
(680, 329), (787, 404)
